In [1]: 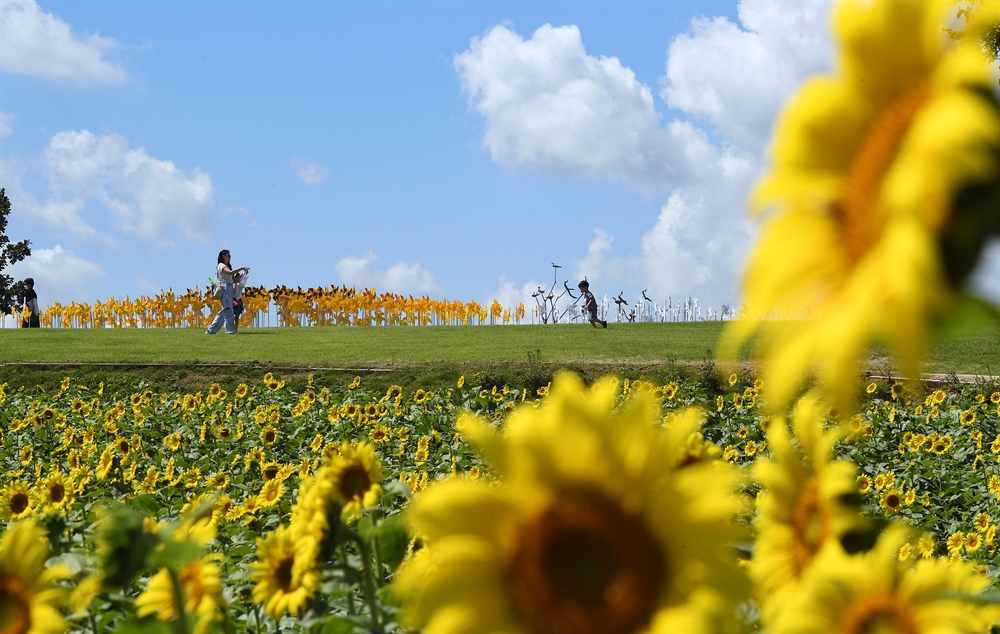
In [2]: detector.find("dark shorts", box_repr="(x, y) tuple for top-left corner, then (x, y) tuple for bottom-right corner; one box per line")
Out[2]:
(233, 299), (244, 318)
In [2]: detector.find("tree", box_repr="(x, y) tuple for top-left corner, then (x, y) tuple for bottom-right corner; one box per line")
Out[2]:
(0, 188), (32, 315)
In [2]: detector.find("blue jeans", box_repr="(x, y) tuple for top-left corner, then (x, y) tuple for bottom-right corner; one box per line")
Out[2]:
(206, 283), (236, 334)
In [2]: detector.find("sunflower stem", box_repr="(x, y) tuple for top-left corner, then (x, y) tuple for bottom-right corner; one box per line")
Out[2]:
(372, 534), (385, 587)
(338, 546), (357, 616)
(88, 610), (99, 634)
(346, 530), (381, 631)
(166, 567), (191, 634)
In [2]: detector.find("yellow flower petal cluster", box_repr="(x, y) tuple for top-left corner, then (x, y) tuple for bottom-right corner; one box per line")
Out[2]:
(0, 520), (71, 634)
(395, 373), (748, 634)
(723, 0), (1000, 413)
(135, 554), (225, 634)
(752, 395), (863, 622)
(249, 525), (320, 621)
(770, 526), (996, 633)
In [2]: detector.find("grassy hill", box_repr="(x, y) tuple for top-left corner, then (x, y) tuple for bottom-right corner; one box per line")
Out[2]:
(0, 321), (995, 395)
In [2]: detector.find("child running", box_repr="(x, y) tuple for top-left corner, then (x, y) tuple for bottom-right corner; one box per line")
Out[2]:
(578, 280), (607, 328)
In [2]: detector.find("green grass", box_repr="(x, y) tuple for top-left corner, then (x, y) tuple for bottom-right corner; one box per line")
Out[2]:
(1, 321), (996, 370)
(0, 322), (995, 395)
(0, 322), (725, 365)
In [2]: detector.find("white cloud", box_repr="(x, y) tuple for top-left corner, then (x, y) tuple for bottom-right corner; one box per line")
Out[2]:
(485, 276), (544, 312)
(8, 245), (105, 305)
(574, 228), (615, 285)
(335, 251), (441, 295)
(455, 23), (700, 192)
(0, 0), (129, 86)
(0, 112), (12, 137)
(295, 162), (328, 185)
(455, 3), (833, 309)
(661, 0), (833, 147)
(21, 130), (215, 244)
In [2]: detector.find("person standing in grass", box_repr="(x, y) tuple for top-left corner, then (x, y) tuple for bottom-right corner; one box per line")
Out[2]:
(21, 277), (40, 328)
(578, 279), (607, 328)
(206, 250), (248, 335)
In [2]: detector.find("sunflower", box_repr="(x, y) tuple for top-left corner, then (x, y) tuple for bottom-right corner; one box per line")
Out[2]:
(964, 532), (982, 553)
(258, 479), (285, 508)
(114, 437), (131, 458)
(18, 445), (34, 467)
(38, 473), (73, 511)
(327, 442), (383, 512)
(856, 474), (872, 494)
(0, 520), (72, 634)
(235, 384), (249, 399)
(369, 425), (392, 444)
(974, 512), (991, 532)
(959, 408), (977, 426)
(947, 531), (965, 554)
(752, 395), (863, 623)
(260, 426), (278, 446)
(1, 480), (35, 521)
(721, 1), (1000, 414)
(386, 385), (403, 401)
(878, 488), (904, 514)
(135, 553), (225, 633)
(249, 525), (320, 620)
(769, 526), (996, 633)
(395, 373), (748, 634)
(916, 533), (936, 559)
(206, 473), (229, 490)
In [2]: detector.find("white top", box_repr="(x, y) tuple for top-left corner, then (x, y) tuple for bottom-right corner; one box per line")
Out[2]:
(217, 262), (234, 285)
(233, 272), (246, 299)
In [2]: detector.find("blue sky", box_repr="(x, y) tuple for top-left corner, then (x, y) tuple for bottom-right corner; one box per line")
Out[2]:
(2, 0), (998, 317)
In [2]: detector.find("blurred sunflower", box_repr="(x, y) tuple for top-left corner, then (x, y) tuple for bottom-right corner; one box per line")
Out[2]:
(327, 442), (383, 512)
(752, 395), (863, 623)
(769, 526), (995, 633)
(0, 520), (71, 634)
(38, 473), (73, 511)
(2, 480), (36, 521)
(974, 512), (991, 532)
(260, 426), (278, 446)
(250, 525), (320, 620)
(395, 373), (748, 634)
(722, 0), (1000, 413)
(135, 553), (225, 634)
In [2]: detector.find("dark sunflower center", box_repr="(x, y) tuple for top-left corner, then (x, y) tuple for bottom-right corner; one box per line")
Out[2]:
(886, 494), (900, 509)
(275, 557), (294, 592)
(0, 578), (31, 634)
(9, 494), (28, 516)
(839, 593), (917, 634)
(338, 465), (371, 500)
(263, 466), (279, 480)
(506, 491), (666, 634)
(49, 484), (65, 503)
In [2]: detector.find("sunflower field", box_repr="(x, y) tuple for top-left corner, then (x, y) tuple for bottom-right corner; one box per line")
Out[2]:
(3, 0), (1000, 632)
(0, 369), (997, 633)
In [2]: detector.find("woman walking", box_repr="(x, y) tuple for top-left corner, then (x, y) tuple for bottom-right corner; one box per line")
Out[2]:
(206, 250), (249, 335)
